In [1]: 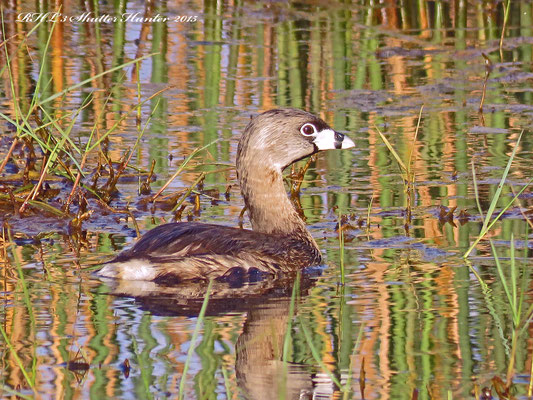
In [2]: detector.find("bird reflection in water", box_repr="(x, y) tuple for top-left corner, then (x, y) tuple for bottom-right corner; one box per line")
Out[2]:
(102, 273), (335, 400)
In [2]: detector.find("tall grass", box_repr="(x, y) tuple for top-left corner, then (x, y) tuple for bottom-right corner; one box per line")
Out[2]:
(0, 10), (160, 218)
(0, 11), (154, 174)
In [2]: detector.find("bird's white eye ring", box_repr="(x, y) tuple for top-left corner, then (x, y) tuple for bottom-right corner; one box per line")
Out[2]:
(300, 123), (317, 136)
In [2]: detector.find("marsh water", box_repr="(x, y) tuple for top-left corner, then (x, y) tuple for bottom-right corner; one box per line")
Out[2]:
(1, 1), (533, 399)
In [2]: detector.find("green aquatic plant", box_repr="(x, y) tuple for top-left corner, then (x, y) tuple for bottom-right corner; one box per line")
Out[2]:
(464, 130), (531, 258)
(298, 315), (343, 389)
(491, 236), (533, 388)
(0, 17), (161, 229)
(468, 233), (533, 395)
(178, 279), (213, 400)
(0, 227), (36, 392)
(342, 323), (365, 400)
(500, 0), (511, 62)
(338, 209), (346, 286)
(375, 105), (423, 231)
(466, 128), (532, 394)
(298, 313), (365, 397)
(366, 194), (374, 237)
(0, 10), (153, 175)
(0, 325), (35, 392)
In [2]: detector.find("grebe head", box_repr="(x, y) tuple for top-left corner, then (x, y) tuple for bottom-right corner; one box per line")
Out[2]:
(237, 108), (355, 173)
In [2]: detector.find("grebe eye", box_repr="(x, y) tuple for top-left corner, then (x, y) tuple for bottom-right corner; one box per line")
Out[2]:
(300, 123), (316, 136)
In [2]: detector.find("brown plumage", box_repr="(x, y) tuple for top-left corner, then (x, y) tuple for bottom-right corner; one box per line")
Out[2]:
(98, 108), (354, 283)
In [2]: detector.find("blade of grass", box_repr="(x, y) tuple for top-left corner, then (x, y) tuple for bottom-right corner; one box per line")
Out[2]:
(510, 234), (517, 323)
(517, 230), (530, 327)
(282, 273), (299, 362)
(527, 346), (533, 398)
(480, 130), (523, 235)
(464, 130), (527, 258)
(220, 360), (233, 399)
(1, 229), (36, 390)
(130, 334), (152, 399)
(151, 139), (220, 202)
(298, 316), (342, 389)
(491, 240), (516, 321)
(471, 159), (484, 218)
(0, 136), (18, 175)
(171, 172), (207, 213)
(338, 209), (345, 285)
(465, 259), (511, 355)
(499, 0), (511, 62)
(0, 325), (35, 391)
(27, 7), (59, 117)
(407, 105), (423, 170)
(279, 273), (301, 400)
(342, 323), (365, 400)
(366, 194), (374, 235)
(0, 384), (33, 400)
(374, 124), (407, 174)
(178, 279), (213, 400)
(521, 304), (533, 335)
(0, 194), (66, 217)
(36, 53), (155, 108)
(464, 179), (531, 258)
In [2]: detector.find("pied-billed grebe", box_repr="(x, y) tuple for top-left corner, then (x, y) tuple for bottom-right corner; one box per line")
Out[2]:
(98, 108), (354, 283)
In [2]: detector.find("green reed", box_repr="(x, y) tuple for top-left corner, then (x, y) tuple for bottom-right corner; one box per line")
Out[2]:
(1, 227), (38, 391)
(375, 106), (423, 229)
(282, 273), (299, 362)
(0, 384), (33, 400)
(490, 235), (533, 387)
(366, 194), (374, 237)
(342, 323), (365, 400)
(338, 209), (346, 285)
(464, 130), (531, 258)
(220, 361), (233, 399)
(530, 347), (533, 397)
(0, 325), (34, 392)
(298, 316), (343, 389)
(298, 314), (365, 397)
(130, 334), (153, 399)
(150, 139), (220, 203)
(499, 0), (511, 61)
(178, 279), (213, 400)
(0, 9), (158, 210)
(276, 272), (301, 400)
(466, 129), (533, 392)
